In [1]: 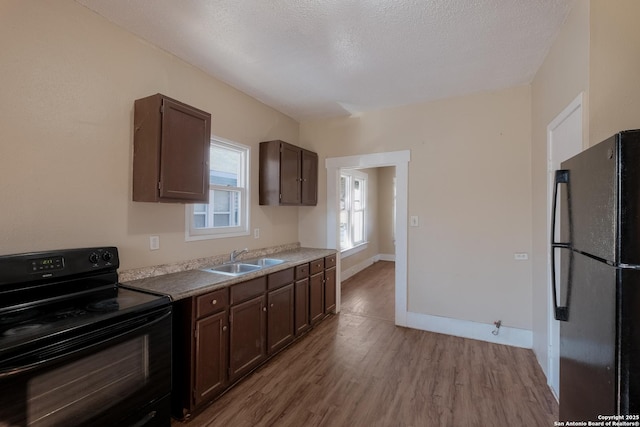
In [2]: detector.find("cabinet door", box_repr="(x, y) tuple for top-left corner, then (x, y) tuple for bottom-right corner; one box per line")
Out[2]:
(279, 142), (301, 205)
(324, 267), (336, 313)
(133, 94), (211, 203)
(160, 97), (211, 202)
(309, 272), (324, 325)
(295, 278), (310, 335)
(301, 149), (318, 206)
(193, 311), (227, 407)
(267, 284), (294, 354)
(229, 295), (267, 383)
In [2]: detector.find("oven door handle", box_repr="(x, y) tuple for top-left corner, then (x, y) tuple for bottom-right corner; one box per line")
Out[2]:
(0, 307), (171, 379)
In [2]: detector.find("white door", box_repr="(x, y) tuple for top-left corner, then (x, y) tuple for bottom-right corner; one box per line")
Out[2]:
(546, 93), (583, 398)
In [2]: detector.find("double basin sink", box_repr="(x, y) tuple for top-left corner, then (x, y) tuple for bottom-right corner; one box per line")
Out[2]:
(202, 258), (284, 277)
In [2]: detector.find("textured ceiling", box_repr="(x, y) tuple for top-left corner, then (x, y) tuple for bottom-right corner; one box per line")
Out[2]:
(76, 0), (574, 120)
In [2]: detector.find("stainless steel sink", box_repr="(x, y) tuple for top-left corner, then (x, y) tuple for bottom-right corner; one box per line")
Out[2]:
(246, 258), (284, 267)
(202, 263), (262, 276)
(201, 258), (284, 277)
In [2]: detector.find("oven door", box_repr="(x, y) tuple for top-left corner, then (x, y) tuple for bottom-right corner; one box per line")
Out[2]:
(0, 306), (172, 427)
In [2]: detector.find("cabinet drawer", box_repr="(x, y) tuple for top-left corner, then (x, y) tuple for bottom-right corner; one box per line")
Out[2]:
(230, 277), (267, 305)
(310, 258), (324, 275)
(295, 263), (309, 280)
(268, 268), (294, 290)
(196, 289), (228, 319)
(324, 254), (336, 269)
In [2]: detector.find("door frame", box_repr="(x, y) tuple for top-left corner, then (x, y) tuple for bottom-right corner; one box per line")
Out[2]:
(546, 92), (584, 399)
(326, 150), (410, 326)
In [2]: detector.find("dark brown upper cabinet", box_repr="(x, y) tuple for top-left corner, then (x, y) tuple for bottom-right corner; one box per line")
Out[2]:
(259, 140), (318, 206)
(133, 93), (211, 203)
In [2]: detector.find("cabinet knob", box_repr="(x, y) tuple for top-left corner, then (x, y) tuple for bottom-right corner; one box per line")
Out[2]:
(263, 307), (267, 312)
(222, 325), (227, 332)
(211, 299), (217, 305)
(270, 303), (274, 308)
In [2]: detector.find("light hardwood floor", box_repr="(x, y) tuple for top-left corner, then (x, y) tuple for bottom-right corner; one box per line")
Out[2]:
(173, 261), (558, 427)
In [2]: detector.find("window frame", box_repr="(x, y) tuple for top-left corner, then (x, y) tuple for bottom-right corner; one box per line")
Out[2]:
(340, 169), (368, 254)
(185, 137), (250, 241)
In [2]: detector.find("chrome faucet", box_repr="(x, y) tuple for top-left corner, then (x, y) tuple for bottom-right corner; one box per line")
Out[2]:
(230, 248), (248, 263)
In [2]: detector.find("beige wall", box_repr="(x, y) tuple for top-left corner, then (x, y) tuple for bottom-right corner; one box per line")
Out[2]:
(301, 86), (533, 329)
(530, 1), (590, 371)
(0, 0), (300, 270)
(378, 167), (396, 256)
(589, 1), (640, 144)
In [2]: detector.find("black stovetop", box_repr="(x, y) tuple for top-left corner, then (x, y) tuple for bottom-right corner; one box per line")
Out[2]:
(0, 286), (169, 356)
(0, 247), (170, 359)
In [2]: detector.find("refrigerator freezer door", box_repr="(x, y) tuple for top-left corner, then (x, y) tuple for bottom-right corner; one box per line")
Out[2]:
(559, 251), (616, 421)
(560, 130), (640, 265)
(560, 135), (617, 263)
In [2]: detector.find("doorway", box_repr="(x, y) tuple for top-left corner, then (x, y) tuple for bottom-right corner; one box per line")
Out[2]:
(546, 93), (584, 398)
(326, 150), (410, 326)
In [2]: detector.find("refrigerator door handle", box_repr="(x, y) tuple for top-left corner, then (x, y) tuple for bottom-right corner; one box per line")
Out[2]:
(551, 169), (570, 321)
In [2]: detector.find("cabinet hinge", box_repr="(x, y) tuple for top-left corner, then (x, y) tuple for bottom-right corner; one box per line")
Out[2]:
(279, 193), (282, 201)
(194, 328), (198, 339)
(158, 182), (162, 191)
(160, 105), (164, 114)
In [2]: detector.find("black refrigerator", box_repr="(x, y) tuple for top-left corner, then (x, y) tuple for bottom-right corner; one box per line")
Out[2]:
(552, 129), (640, 421)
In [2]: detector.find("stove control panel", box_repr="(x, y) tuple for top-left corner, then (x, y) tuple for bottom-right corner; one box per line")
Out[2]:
(89, 249), (115, 266)
(31, 255), (65, 273)
(0, 247), (120, 285)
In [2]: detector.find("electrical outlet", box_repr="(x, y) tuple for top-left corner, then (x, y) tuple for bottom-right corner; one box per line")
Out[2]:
(410, 216), (419, 227)
(514, 252), (528, 260)
(150, 236), (160, 251)
(254, 228), (260, 239)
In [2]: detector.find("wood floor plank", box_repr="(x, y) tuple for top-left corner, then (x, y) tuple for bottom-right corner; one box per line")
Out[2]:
(173, 261), (557, 426)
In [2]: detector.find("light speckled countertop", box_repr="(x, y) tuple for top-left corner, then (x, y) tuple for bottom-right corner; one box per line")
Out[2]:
(121, 247), (336, 301)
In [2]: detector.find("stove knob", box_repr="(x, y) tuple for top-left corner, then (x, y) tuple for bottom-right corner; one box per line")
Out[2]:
(102, 251), (113, 262)
(89, 252), (99, 264)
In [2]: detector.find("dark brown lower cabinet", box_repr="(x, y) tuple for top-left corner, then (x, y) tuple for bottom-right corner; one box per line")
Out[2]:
(193, 311), (228, 406)
(267, 283), (294, 353)
(172, 288), (228, 420)
(309, 271), (324, 325)
(324, 266), (336, 313)
(229, 295), (267, 383)
(294, 277), (310, 335)
(172, 254), (336, 420)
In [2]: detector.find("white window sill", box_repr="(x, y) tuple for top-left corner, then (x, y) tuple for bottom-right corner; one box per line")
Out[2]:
(185, 229), (250, 241)
(341, 242), (368, 258)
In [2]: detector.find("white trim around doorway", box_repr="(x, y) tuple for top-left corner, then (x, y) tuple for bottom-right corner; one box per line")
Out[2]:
(326, 150), (410, 327)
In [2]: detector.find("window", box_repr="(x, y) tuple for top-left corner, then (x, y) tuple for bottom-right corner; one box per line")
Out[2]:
(186, 137), (250, 240)
(340, 170), (367, 252)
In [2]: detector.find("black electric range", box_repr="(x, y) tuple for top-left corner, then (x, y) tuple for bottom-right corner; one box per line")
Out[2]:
(0, 247), (172, 427)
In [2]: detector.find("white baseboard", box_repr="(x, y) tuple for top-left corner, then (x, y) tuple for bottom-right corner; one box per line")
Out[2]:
(378, 253), (396, 262)
(341, 253), (397, 281)
(341, 257), (376, 281)
(406, 311), (533, 349)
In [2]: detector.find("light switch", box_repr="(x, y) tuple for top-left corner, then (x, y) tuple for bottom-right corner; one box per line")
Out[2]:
(410, 216), (419, 227)
(150, 236), (160, 251)
(254, 228), (260, 239)
(514, 252), (528, 260)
